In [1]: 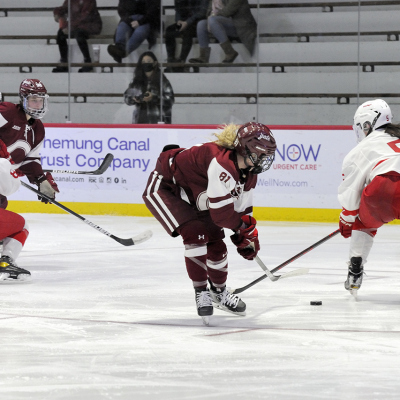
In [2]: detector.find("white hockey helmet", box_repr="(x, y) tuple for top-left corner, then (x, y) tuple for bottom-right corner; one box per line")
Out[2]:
(353, 99), (393, 142)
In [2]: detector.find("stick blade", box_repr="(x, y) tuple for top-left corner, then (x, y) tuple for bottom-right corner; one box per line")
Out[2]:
(278, 267), (309, 280)
(113, 230), (153, 246)
(132, 229), (153, 245)
(94, 153), (114, 175)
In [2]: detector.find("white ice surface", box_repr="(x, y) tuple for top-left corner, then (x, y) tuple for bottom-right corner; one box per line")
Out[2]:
(1, 214), (400, 399)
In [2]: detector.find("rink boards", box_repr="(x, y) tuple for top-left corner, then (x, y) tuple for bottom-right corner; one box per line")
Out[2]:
(8, 123), (359, 222)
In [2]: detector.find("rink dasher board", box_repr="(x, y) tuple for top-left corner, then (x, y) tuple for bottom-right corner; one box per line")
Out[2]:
(7, 124), (360, 221)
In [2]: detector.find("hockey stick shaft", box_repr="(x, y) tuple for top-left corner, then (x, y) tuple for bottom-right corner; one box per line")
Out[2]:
(43, 153), (114, 175)
(232, 229), (340, 294)
(20, 181), (151, 246)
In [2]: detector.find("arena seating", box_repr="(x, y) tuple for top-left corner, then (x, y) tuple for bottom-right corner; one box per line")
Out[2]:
(1, 0), (399, 124)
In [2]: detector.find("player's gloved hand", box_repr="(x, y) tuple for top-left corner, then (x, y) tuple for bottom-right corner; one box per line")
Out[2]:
(14, 169), (25, 177)
(0, 139), (14, 164)
(35, 172), (59, 204)
(339, 208), (358, 238)
(237, 241), (260, 261)
(231, 215), (260, 260)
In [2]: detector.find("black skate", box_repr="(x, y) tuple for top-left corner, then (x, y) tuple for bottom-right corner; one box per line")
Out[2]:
(210, 285), (246, 316)
(195, 288), (213, 325)
(0, 256), (31, 281)
(344, 256), (363, 297)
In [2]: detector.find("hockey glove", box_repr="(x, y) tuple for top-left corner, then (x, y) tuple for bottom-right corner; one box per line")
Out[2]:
(237, 240), (260, 261)
(35, 172), (59, 204)
(339, 208), (358, 238)
(0, 139), (14, 164)
(231, 215), (260, 260)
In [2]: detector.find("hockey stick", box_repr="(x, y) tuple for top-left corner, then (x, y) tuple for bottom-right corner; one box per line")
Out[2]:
(21, 181), (152, 246)
(254, 255), (309, 282)
(43, 153), (114, 175)
(232, 229), (340, 294)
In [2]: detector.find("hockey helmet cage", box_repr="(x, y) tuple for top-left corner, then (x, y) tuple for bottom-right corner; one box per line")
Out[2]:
(353, 99), (393, 142)
(19, 78), (49, 119)
(234, 122), (276, 174)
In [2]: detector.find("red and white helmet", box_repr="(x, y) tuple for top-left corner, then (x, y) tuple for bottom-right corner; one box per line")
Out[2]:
(19, 78), (49, 119)
(234, 122), (276, 174)
(353, 99), (392, 142)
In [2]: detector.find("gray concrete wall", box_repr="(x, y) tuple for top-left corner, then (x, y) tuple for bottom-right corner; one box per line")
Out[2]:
(1, 2), (399, 125)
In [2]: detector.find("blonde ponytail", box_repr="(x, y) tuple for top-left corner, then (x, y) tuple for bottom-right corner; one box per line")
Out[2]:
(212, 123), (239, 149)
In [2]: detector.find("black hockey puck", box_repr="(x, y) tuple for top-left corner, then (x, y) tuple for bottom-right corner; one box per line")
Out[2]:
(310, 301), (322, 306)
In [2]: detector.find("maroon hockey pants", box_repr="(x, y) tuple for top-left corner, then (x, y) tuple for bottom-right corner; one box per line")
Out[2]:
(143, 170), (229, 288)
(354, 173), (400, 234)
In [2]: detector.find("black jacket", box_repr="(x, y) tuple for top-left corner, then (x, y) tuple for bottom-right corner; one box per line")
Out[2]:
(117, 0), (161, 30)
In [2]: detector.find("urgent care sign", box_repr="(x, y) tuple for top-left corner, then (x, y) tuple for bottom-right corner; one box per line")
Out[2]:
(10, 124), (357, 210)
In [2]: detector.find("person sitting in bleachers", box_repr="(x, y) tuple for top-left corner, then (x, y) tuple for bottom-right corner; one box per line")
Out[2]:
(189, 0), (256, 64)
(107, 0), (161, 64)
(52, 0), (102, 73)
(165, 0), (209, 72)
(123, 51), (175, 124)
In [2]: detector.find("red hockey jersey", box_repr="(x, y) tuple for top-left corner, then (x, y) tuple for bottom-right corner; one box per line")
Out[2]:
(170, 142), (257, 230)
(0, 102), (45, 183)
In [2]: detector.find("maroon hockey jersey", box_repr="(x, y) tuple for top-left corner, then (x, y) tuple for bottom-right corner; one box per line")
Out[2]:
(170, 142), (257, 230)
(0, 102), (45, 182)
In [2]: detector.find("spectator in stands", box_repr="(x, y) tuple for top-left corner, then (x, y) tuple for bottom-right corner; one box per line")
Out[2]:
(107, 0), (161, 63)
(52, 0), (102, 73)
(165, 0), (209, 72)
(124, 51), (174, 124)
(189, 0), (257, 64)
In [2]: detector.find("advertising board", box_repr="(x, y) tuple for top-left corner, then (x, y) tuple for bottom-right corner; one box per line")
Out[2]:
(10, 124), (357, 219)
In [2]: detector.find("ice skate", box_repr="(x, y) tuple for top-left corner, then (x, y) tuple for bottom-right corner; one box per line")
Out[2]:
(0, 256), (31, 281)
(210, 285), (246, 316)
(195, 288), (213, 325)
(344, 256), (363, 297)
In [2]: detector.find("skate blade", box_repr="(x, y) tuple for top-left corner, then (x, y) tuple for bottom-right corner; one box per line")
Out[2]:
(0, 272), (10, 281)
(201, 316), (210, 326)
(212, 303), (246, 317)
(0, 273), (31, 282)
(350, 289), (358, 299)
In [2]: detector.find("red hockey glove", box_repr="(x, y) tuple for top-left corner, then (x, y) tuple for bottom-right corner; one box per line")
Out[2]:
(231, 215), (260, 260)
(0, 139), (14, 164)
(339, 208), (358, 238)
(35, 172), (59, 204)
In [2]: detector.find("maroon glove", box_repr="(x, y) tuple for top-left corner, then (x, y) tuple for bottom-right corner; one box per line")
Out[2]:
(231, 215), (260, 260)
(35, 172), (59, 204)
(0, 139), (14, 164)
(237, 240), (260, 261)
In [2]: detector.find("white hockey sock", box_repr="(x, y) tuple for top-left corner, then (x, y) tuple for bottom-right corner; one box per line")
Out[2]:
(349, 230), (374, 264)
(2, 237), (23, 261)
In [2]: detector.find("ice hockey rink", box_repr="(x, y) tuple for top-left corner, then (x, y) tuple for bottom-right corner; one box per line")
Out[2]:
(1, 213), (399, 400)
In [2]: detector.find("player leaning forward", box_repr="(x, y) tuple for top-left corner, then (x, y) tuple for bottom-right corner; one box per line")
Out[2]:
(0, 79), (59, 280)
(339, 99), (400, 294)
(143, 122), (277, 322)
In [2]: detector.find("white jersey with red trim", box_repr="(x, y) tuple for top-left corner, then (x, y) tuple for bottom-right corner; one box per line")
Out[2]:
(338, 129), (400, 212)
(0, 158), (21, 197)
(171, 142), (257, 230)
